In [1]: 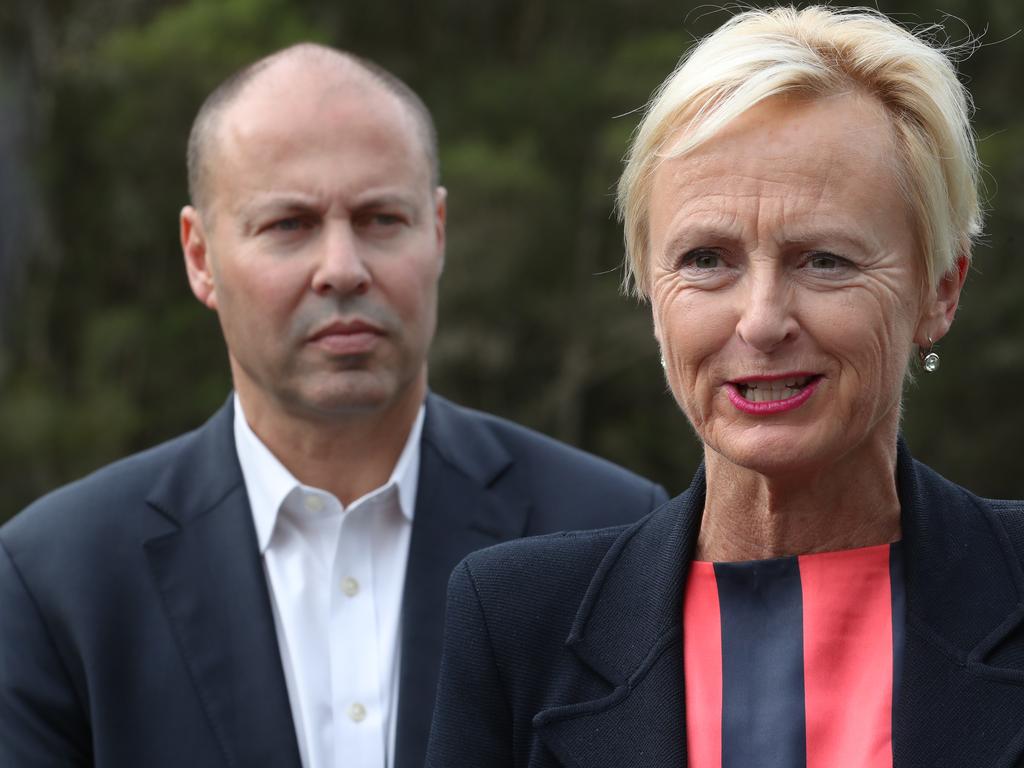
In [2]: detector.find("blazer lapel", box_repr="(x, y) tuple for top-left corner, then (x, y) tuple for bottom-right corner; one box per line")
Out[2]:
(143, 402), (302, 768)
(534, 468), (706, 768)
(893, 443), (1024, 767)
(395, 394), (530, 768)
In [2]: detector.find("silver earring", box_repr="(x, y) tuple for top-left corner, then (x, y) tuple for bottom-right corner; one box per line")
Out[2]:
(660, 356), (666, 369)
(920, 335), (940, 373)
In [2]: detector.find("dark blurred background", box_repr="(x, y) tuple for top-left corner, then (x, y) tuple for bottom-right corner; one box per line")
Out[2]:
(1, 0), (1022, 522)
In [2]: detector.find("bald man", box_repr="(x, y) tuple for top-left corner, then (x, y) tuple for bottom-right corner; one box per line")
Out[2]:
(0, 44), (667, 768)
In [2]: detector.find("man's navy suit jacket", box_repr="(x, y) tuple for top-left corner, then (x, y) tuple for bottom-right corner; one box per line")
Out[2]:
(428, 441), (1024, 767)
(0, 393), (668, 767)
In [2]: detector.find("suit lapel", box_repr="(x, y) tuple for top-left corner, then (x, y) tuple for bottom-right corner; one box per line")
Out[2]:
(534, 469), (706, 768)
(395, 394), (530, 768)
(144, 402), (302, 768)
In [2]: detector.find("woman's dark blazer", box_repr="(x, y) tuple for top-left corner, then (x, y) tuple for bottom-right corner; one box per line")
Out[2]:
(427, 441), (1024, 768)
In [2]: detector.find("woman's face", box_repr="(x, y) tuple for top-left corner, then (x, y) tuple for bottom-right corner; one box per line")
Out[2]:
(648, 92), (957, 475)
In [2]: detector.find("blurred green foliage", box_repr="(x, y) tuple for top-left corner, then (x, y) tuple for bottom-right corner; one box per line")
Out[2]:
(2, 0), (1023, 522)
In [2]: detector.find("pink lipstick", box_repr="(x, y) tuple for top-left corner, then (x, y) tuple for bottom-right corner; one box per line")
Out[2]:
(726, 374), (821, 415)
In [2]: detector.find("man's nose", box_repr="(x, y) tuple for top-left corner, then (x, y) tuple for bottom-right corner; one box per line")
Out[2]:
(734, 270), (799, 353)
(310, 223), (371, 296)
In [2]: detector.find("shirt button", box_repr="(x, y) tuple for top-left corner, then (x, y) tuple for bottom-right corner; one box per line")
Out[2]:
(341, 577), (360, 597)
(349, 702), (366, 723)
(303, 494), (324, 512)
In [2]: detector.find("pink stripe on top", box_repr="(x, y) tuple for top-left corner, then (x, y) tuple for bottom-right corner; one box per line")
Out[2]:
(683, 561), (723, 768)
(799, 543), (894, 768)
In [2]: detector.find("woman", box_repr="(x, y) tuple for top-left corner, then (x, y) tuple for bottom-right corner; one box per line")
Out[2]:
(427, 7), (1024, 768)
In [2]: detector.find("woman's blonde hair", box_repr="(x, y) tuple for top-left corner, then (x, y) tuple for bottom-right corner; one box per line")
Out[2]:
(617, 5), (981, 297)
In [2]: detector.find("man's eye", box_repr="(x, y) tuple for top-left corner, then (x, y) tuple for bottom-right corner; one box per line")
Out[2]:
(269, 217), (312, 232)
(360, 212), (404, 228)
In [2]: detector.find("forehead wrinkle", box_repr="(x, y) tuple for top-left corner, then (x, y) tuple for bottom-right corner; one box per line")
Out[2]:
(654, 111), (893, 256)
(212, 100), (426, 220)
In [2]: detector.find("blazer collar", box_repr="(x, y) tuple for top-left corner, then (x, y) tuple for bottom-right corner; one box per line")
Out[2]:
(895, 437), (1024, 651)
(534, 467), (703, 767)
(143, 399), (303, 768)
(893, 439), (1024, 765)
(537, 440), (1024, 767)
(565, 465), (704, 685)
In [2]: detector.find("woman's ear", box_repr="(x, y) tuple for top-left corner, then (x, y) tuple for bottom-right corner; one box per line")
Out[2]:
(916, 254), (968, 346)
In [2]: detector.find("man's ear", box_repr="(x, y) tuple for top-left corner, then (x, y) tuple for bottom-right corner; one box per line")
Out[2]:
(181, 206), (218, 310)
(915, 253), (968, 346)
(433, 186), (447, 258)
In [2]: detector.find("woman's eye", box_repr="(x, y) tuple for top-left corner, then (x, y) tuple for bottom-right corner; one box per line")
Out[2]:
(807, 252), (845, 270)
(682, 249), (722, 270)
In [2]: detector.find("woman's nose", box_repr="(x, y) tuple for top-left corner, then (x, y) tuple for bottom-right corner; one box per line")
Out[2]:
(734, 272), (799, 353)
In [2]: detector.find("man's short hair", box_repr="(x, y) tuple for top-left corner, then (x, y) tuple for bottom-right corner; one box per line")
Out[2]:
(186, 43), (440, 212)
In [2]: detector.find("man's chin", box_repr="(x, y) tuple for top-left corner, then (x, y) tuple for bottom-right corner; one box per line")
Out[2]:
(296, 389), (392, 418)
(286, 375), (422, 421)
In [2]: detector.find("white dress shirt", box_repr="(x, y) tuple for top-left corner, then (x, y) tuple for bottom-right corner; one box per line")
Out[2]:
(233, 396), (423, 768)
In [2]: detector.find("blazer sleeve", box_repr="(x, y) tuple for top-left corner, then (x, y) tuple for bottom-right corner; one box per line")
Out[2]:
(0, 540), (91, 766)
(426, 560), (514, 768)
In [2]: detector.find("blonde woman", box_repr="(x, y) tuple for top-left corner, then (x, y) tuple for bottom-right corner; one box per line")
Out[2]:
(427, 7), (1024, 767)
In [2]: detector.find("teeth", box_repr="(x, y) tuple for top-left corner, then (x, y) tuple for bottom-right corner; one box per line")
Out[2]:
(738, 377), (813, 402)
(745, 386), (802, 402)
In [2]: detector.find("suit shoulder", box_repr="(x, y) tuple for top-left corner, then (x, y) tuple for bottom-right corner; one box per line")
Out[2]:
(987, 498), (1024, 517)
(2, 428), (199, 543)
(913, 457), (1024, 520)
(471, 405), (642, 476)
(986, 497), (1024, 550)
(430, 396), (665, 495)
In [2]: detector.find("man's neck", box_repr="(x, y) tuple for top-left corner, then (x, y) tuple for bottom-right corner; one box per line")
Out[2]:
(237, 384), (426, 507)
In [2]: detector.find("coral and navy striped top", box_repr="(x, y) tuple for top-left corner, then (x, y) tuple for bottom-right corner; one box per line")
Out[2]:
(683, 542), (905, 768)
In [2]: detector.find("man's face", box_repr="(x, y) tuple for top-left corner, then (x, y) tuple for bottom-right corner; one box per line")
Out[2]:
(182, 63), (445, 424)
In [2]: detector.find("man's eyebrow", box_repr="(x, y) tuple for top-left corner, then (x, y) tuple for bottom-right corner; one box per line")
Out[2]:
(242, 194), (323, 213)
(354, 192), (417, 209)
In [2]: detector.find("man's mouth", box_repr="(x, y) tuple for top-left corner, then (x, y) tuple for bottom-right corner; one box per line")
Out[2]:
(733, 375), (820, 403)
(308, 318), (384, 341)
(306, 317), (386, 356)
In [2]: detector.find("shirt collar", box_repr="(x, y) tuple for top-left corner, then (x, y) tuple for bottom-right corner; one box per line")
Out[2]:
(233, 395), (424, 554)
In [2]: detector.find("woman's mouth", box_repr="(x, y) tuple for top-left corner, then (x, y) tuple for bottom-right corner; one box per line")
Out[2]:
(727, 374), (822, 414)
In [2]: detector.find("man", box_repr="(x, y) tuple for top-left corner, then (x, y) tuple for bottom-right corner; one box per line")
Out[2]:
(0, 44), (667, 768)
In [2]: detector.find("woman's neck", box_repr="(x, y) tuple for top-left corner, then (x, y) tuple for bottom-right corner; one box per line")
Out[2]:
(695, 440), (902, 562)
